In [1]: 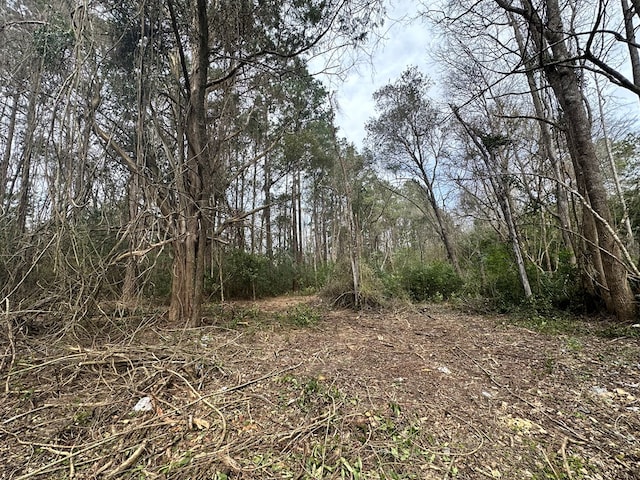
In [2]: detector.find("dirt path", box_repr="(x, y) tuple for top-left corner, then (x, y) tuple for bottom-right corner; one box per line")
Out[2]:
(1, 296), (638, 479)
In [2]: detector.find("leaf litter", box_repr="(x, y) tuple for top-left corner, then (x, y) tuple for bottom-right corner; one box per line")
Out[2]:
(1, 296), (638, 479)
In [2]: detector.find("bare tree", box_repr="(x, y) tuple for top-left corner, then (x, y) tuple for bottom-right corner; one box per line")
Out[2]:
(367, 67), (461, 273)
(452, 107), (533, 298)
(495, 0), (636, 321)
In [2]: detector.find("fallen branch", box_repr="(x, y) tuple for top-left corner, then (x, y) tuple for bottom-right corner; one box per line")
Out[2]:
(560, 437), (573, 480)
(3, 405), (53, 425)
(106, 440), (148, 478)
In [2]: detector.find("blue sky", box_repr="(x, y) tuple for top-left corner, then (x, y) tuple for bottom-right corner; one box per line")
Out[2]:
(311, 1), (436, 149)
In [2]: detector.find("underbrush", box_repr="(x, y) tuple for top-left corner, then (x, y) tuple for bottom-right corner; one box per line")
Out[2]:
(3, 295), (638, 479)
(321, 261), (389, 309)
(204, 301), (323, 330)
(0, 319), (480, 480)
(457, 297), (640, 339)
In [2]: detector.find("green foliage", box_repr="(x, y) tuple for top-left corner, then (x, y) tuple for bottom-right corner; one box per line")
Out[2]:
(280, 304), (321, 327)
(504, 308), (640, 339)
(477, 241), (524, 307)
(400, 261), (463, 301)
(208, 249), (328, 300)
(212, 250), (308, 298)
(527, 256), (582, 313)
(222, 250), (273, 299)
(480, 133), (511, 151)
(377, 270), (409, 301)
(33, 15), (74, 66)
(454, 227), (586, 315)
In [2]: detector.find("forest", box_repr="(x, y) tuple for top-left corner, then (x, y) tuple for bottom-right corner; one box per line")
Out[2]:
(1, 0), (640, 479)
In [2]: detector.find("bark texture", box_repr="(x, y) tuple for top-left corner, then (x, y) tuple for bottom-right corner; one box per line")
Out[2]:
(497, 0), (636, 321)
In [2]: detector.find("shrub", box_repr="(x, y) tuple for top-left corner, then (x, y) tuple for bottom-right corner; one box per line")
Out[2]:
(400, 261), (463, 301)
(220, 250), (274, 299)
(322, 261), (387, 309)
(281, 304), (321, 327)
(207, 249), (328, 300)
(377, 269), (409, 301)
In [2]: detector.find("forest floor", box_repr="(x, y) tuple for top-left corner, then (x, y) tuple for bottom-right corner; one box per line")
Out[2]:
(1, 295), (639, 479)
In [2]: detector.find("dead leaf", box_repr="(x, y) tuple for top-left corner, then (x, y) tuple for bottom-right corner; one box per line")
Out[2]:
(192, 417), (210, 430)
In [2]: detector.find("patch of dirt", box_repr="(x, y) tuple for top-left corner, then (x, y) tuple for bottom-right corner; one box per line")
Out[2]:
(1, 296), (639, 479)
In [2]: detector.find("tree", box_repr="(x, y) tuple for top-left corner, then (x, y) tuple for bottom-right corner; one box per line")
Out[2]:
(494, 0), (636, 320)
(452, 107), (533, 299)
(366, 67), (461, 273)
(90, 0), (383, 326)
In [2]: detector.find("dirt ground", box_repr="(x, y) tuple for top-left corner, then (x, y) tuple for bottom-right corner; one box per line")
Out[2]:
(1, 296), (639, 479)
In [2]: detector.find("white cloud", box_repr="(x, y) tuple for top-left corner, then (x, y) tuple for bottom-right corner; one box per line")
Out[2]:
(311, 0), (436, 149)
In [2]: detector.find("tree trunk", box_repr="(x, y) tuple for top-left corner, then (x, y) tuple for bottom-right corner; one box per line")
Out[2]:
(169, 216), (205, 325)
(335, 145), (362, 308)
(264, 154), (273, 259)
(452, 108), (532, 298)
(291, 172), (299, 290)
(296, 170), (304, 265)
(122, 175), (140, 304)
(17, 67), (41, 233)
(493, 155), (533, 299)
(496, 0), (636, 320)
(508, 11), (577, 264)
(622, 0), (640, 97)
(0, 91), (19, 209)
(541, 0), (635, 321)
(169, 0), (209, 327)
(430, 193), (461, 274)
(122, 27), (150, 304)
(594, 75), (636, 255)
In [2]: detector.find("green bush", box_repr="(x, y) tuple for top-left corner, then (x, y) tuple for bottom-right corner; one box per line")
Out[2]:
(221, 250), (273, 299)
(457, 228), (586, 314)
(281, 304), (322, 327)
(212, 250), (326, 300)
(378, 270), (408, 300)
(527, 250), (583, 313)
(400, 261), (463, 301)
(480, 242), (524, 308)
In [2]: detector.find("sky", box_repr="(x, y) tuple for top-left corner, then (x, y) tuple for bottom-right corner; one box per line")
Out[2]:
(311, 0), (437, 149)
(313, 1), (639, 150)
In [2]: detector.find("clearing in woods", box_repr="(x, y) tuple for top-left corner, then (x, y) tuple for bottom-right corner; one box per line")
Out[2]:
(1, 295), (639, 479)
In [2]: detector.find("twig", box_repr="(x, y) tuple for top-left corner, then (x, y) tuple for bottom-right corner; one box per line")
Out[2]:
(69, 447), (75, 479)
(15, 434), (125, 480)
(106, 440), (147, 478)
(16, 426), (170, 479)
(560, 437), (573, 480)
(540, 445), (560, 479)
(279, 410), (337, 452)
(3, 405), (54, 424)
(454, 346), (589, 444)
(12, 359), (304, 479)
(472, 466), (500, 478)
(4, 298), (16, 394)
(94, 459), (114, 477)
(164, 367), (227, 447)
(442, 456), (457, 479)
(4, 353), (86, 378)
(223, 361), (304, 394)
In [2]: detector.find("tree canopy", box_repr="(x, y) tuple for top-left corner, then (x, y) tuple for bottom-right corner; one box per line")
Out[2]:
(1, 0), (640, 323)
